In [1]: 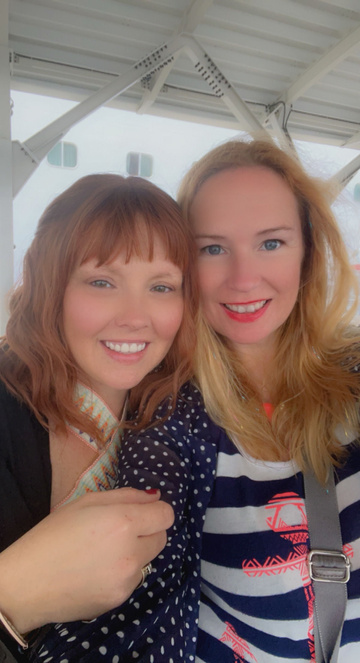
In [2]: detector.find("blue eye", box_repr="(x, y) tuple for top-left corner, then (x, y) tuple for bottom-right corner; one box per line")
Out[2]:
(90, 279), (112, 288)
(202, 245), (224, 256)
(262, 239), (282, 251)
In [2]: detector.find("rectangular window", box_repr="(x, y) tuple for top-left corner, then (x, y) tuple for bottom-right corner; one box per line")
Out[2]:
(126, 152), (153, 177)
(47, 141), (77, 168)
(47, 143), (62, 167)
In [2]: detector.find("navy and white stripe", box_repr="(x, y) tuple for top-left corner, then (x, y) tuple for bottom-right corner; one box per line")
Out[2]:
(196, 430), (360, 662)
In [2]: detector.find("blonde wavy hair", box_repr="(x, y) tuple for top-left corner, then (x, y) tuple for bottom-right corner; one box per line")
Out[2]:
(178, 138), (360, 482)
(0, 174), (198, 443)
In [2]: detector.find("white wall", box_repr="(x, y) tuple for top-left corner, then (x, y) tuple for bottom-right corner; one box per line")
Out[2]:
(11, 90), (360, 281)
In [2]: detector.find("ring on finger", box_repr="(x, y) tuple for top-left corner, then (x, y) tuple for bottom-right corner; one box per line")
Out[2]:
(136, 562), (153, 589)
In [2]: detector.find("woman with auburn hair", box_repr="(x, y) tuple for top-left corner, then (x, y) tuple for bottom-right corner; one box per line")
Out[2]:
(42, 139), (360, 662)
(0, 173), (197, 662)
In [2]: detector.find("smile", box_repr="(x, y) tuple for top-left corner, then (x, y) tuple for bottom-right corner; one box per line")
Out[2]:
(224, 300), (267, 313)
(103, 341), (146, 354)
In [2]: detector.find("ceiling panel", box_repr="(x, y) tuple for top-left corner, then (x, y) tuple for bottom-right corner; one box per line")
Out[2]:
(7, 0), (360, 148)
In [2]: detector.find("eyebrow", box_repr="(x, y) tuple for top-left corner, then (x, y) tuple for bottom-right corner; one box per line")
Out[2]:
(80, 263), (182, 279)
(256, 226), (296, 236)
(149, 271), (183, 280)
(195, 226), (296, 240)
(195, 234), (226, 240)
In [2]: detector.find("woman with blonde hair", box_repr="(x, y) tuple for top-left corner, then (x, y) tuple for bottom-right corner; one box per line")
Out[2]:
(0, 173), (197, 662)
(32, 140), (360, 662)
(177, 140), (360, 661)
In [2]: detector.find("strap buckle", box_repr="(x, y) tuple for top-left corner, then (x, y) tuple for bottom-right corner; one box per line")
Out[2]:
(308, 549), (351, 584)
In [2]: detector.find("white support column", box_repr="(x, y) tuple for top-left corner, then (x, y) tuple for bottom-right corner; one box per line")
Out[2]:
(0, 0), (13, 334)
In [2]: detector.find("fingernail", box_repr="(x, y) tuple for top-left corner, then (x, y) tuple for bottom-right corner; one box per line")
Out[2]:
(145, 488), (158, 494)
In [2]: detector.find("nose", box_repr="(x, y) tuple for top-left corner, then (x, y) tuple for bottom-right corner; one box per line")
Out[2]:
(227, 252), (261, 292)
(114, 293), (149, 330)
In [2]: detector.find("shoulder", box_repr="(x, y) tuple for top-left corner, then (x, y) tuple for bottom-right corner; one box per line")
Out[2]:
(177, 380), (205, 415)
(148, 383), (222, 465)
(0, 382), (51, 550)
(0, 378), (48, 452)
(154, 381), (214, 435)
(0, 379), (28, 421)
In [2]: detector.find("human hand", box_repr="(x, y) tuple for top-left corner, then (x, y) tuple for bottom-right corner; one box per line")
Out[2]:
(0, 488), (173, 633)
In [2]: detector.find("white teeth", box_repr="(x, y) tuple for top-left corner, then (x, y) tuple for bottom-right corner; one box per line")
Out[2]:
(104, 341), (146, 354)
(225, 300), (267, 313)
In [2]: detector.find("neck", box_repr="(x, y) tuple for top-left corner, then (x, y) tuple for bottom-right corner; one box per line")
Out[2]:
(107, 391), (128, 420)
(234, 342), (276, 402)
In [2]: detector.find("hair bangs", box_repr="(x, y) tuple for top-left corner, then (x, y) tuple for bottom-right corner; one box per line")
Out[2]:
(70, 189), (191, 274)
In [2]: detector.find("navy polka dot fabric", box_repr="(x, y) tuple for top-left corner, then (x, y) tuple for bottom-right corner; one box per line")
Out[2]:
(30, 383), (219, 662)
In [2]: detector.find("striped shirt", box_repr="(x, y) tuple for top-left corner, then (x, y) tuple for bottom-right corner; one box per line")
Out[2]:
(196, 429), (360, 662)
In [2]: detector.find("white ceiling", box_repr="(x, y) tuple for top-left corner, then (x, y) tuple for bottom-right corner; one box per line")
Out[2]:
(8, 0), (360, 148)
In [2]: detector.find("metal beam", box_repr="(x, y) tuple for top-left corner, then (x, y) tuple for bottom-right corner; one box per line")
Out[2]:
(179, 0), (214, 34)
(331, 153), (360, 190)
(264, 105), (299, 158)
(13, 31), (270, 197)
(277, 24), (360, 105)
(137, 0), (213, 114)
(137, 53), (182, 115)
(12, 35), (187, 195)
(184, 36), (268, 136)
(342, 131), (360, 148)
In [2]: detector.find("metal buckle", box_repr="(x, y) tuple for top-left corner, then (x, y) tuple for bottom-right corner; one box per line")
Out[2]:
(308, 549), (351, 584)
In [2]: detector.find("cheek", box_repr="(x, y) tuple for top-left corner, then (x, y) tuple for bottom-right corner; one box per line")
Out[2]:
(290, 258), (303, 288)
(279, 262), (302, 304)
(197, 263), (218, 301)
(62, 292), (99, 341)
(159, 300), (184, 340)
(275, 251), (302, 285)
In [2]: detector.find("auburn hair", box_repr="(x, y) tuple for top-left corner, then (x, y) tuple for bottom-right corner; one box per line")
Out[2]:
(0, 174), (198, 441)
(178, 138), (360, 482)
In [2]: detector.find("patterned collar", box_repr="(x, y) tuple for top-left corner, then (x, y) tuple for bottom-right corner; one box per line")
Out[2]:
(53, 383), (125, 509)
(68, 382), (123, 451)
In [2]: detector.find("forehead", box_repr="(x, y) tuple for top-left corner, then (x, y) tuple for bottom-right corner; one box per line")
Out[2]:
(106, 233), (177, 265)
(80, 236), (184, 279)
(192, 167), (300, 232)
(79, 220), (174, 267)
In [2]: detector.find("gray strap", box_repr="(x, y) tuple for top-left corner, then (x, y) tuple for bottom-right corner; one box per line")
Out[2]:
(304, 469), (349, 663)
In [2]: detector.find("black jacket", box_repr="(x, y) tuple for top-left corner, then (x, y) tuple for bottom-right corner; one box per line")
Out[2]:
(0, 381), (51, 660)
